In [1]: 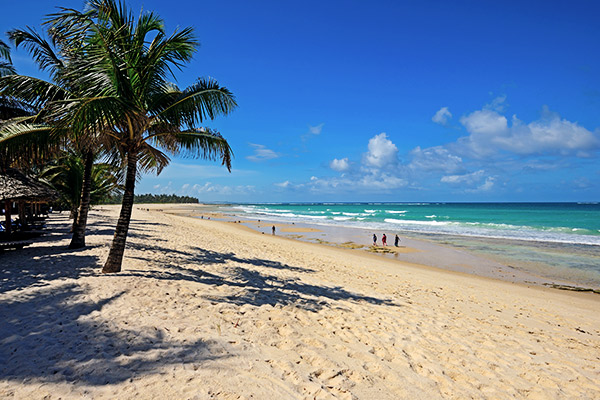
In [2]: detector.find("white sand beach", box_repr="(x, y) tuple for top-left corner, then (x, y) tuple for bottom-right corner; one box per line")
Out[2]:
(1, 204), (599, 399)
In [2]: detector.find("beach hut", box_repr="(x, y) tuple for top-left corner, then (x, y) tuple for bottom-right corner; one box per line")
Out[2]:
(0, 168), (57, 235)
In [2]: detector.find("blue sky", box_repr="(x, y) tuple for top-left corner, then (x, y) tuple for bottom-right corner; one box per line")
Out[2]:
(3, 0), (600, 202)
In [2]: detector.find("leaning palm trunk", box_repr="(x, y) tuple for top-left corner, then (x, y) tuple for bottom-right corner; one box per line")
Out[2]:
(69, 150), (93, 248)
(102, 151), (137, 273)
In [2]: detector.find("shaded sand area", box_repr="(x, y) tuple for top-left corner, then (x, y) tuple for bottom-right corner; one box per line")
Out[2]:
(1, 205), (599, 399)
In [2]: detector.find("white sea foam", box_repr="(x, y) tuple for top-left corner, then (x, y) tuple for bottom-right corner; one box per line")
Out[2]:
(385, 218), (449, 226)
(385, 210), (407, 214)
(229, 204), (600, 246)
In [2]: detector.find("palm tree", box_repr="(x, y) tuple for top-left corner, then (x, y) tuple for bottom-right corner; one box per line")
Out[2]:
(0, 27), (108, 248)
(48, 0), (236, 273)
(41, 150), (122, 229)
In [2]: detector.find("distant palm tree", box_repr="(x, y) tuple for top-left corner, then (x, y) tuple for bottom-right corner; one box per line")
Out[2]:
(41, 150), (122, 230)
(48, 0), (236, 272)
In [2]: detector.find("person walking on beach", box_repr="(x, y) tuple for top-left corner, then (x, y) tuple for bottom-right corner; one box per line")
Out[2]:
(382, 234), (387, 246)
(373, 234), (377, 246)
(395, 234), (400, 247)
(272, 225), (276, 235)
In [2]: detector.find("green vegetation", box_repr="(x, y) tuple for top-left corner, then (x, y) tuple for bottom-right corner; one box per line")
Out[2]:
(0, 0), (235, 272)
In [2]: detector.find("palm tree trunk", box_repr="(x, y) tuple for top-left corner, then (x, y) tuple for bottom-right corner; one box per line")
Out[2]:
(69, 150), (93, 249)
(70, 208), (78, 232)
(102, 151), (138, 273)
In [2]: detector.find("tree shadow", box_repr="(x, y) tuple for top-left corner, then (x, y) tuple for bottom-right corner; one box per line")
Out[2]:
(191, 248), (315, 273)
(108, 245), (399, 313)
(0, 284), (223, 385)
(0, 238), (100, 293)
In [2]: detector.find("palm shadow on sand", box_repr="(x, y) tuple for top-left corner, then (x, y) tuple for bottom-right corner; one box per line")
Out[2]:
(117, 246), (399, 312)
(0, 284), (223, 385)
(0, 213), (397, 387)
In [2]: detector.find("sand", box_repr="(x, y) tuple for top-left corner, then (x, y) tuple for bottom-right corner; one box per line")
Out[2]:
(1, 204), (599, 399)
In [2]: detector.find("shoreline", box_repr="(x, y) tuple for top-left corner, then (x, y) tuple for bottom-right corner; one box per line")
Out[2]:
(1, 204), (599, 399)
(159, 203), (600, 292)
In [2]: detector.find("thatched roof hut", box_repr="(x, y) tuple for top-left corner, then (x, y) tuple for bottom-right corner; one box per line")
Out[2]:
(0, 168), (57, 203)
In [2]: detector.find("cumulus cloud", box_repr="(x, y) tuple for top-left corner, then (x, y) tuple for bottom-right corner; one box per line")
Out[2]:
(456, 106), (600, 158)
(460, 109), (509, 136)
(330, 157), (350, 172)
(246, 143), (279, 162)
(292, 133), (408, 193)
(409, 146), (463, 173)
(363, 133), (399, 168)
(432, 107), (452, 125)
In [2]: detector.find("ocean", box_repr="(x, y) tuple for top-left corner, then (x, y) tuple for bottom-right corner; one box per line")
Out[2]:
(224, 202), (600, 288)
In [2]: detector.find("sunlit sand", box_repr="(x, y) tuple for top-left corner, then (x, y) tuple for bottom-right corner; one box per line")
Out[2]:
(1, 204), (598, 399)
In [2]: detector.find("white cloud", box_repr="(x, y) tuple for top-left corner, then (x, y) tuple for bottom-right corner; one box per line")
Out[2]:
(440, 170), (496, 193)
(246, 143), (280, 162)
(441, 170), (485, 185)
(460, 109), (509, 136)
(432, 107), (452, 125)
(330, 157), (350, 172)
(456, 106), (600, 158)
(275, 180), (291, 188)
(476, 177), (496, 192)
(358, 173), (407, 190)
(308, 123), (324, 135)
(190, 182), (255, 195)
(485, 95), (507, 112)
(409, 146), (463, 173)
(276, 133), (408, 194)
(363, 133), (399, 168)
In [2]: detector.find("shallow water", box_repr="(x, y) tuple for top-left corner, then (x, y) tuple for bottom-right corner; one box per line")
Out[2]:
(221, 203), (600, 290)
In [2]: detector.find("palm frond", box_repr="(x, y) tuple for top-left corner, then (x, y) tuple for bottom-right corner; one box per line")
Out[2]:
(148, 127), (233, 171)
(0, 74), (68, 110)
(0, 40), (11, 62)
(8, 28), (65, 74)
(0, 121), (61, 168)
(150, 78), (236, 127)
(137, 141), (170, 175)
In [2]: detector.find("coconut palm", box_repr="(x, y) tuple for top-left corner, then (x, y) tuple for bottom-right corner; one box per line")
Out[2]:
(0, 26), (110, 248)
(47, 0), (236, 273)
(41, 150), (122, 229)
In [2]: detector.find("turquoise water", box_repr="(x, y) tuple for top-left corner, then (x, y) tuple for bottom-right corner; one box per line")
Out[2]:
(231, 203), (600, 246)
(227, 202), (600, 288)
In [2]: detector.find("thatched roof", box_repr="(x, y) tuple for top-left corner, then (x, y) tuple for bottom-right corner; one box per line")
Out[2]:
(0, 168), (57, 203)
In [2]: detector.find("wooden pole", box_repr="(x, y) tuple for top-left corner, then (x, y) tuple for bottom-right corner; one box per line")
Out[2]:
(4, 200), (12, 236)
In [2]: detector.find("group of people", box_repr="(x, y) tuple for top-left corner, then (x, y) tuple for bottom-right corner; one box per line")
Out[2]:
(372, 233), (400, 247)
